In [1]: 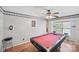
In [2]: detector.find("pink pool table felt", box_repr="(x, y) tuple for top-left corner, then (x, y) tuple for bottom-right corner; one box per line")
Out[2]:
(33, 33), (62, 48)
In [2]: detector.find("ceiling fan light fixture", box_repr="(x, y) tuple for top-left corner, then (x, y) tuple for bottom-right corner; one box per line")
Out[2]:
(46, 15), (52, 19)
(46, 15), (56, 19)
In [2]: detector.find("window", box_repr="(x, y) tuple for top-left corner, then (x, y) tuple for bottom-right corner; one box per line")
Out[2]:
(54, 22), (63, 29)
(62, 22), (71, 36)
(32, 20), (36, 27)
(63, 29), (71, 36)
(63, 22), (71, 29)
(53, 22), (63, 34)
(53, 21), (71, 36)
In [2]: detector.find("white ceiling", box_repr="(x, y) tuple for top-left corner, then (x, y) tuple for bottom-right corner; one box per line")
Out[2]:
(2, 6), (79, 18)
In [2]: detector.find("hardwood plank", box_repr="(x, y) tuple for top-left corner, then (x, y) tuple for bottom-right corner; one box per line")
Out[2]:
(4, 40), (79, 52)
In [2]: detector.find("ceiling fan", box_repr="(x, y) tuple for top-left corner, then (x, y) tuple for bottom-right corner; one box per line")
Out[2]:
(41, 9), (60, 19)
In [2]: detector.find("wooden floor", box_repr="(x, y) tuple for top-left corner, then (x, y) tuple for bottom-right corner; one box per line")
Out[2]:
(4, 42), (38, 52)
(4, 40), (79, 52)
(60, 40), (79, 52)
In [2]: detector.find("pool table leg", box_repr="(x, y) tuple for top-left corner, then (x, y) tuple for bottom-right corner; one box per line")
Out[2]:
(50, 43), (62, 52)
(55, 47), (61, 52)
(50, 36), (66, 52)
(30, 39), (47, 52)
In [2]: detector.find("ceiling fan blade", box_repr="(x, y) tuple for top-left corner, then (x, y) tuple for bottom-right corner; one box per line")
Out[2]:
(54, 15), (60, 18)
(53, 12), (59, 14)
(42, 8), (50, 11)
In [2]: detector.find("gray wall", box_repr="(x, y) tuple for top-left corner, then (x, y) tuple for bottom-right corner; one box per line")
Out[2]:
(4, 15), (46, 49)
(71, 18), (79, 42)
(0, 10), (3, 51)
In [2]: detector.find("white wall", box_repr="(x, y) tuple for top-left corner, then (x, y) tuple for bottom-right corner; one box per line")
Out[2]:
(71, 18), (79, 42)
(4, 15), (46, 48)
(31, 19), (46, 37)
(0, 11), (3, 51)
(50, 18), (79, 43)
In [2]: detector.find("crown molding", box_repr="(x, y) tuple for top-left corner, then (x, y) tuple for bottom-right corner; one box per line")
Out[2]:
(50, 14), (79, 21)
(3, 10), (36, 18)
(0, 6), (79, 20)
(3, 10), (46, 20)
(0, 6), (40, 19)
(0, 6), (5, 14)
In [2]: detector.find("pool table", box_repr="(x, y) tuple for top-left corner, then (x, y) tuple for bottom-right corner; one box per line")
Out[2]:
(30, 33), (66, 52)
